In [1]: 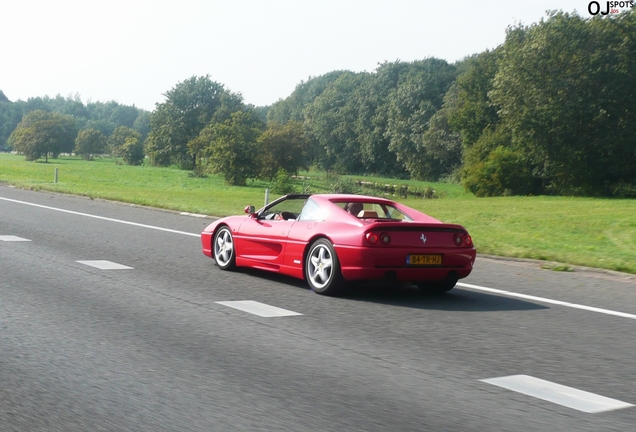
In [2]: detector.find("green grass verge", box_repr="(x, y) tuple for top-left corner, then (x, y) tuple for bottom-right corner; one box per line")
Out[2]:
(1, 153), (635, 275)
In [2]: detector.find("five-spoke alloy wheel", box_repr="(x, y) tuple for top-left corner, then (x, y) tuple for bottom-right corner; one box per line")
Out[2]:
(213, 226), (236, 270)
(305, 239), (343, 295)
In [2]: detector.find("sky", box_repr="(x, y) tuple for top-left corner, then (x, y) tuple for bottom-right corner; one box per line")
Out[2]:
(1, 0), (593, 111)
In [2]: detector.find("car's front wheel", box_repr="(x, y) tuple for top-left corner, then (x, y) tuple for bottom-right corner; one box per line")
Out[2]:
(305, 239), (344, 295)
(213, 226), (236, 270)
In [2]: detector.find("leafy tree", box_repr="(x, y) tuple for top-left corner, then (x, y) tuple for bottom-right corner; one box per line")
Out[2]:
(74, 128), (107, 160)
(210, 91), (250, 125)
(7, 126), (43, 160)
(58, 94), (90, 119)
(351, 70), (411, 176)
(145, 75), (243, 168)
(266, 61), (457, 178)
(108, 104), (139, 128)
(449, 44), (532, 195)
(257, 121), (310, 179)
(385, 58), (457, 179)
(120, 136), (145, 165)
(0, 96), (24, 150)
(267, 71), (348, 125)
(489, 10), (636, 196)
(0, 92), (147, 158)
(8, 110), (77, 161)
(452, 10), (636, 196)
(416, 98), (463, 181)
(108, 126), (142, 157)
(85, 101), (140, 133)
(304, 71), (369, 173)
(132, 110), (151, 141)
(79, 119), (115, 137)
(351, 64), (406, 176)
(19, 97), (51, 114)
(448, 49), (501, 150)
(253, 105), (269, 123)
(196, 111), (264, 185)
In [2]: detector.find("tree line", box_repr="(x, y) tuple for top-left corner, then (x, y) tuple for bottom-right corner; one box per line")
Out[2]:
(2, 9), (634, 197)
(0, 93), (150, 163)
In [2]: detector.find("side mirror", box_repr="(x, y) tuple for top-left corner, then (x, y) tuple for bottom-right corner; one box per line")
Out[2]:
(244, 205), (256, 215)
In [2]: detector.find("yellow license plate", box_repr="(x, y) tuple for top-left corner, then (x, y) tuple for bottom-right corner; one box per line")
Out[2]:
(407, 254), (442, 266)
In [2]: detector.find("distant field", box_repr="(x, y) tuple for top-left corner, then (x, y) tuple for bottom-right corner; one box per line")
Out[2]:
(1, 153), (635, 275)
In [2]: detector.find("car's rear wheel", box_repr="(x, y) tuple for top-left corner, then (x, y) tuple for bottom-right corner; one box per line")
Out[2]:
(214, 226), (236, 270)
(417, 274), (458, 294)
(305, 239), (344, 295)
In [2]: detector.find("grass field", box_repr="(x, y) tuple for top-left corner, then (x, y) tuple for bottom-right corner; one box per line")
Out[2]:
(1, 153), (635, 275)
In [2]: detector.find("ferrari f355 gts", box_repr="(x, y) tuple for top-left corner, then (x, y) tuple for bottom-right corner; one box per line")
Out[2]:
(201, 194), (475, 295)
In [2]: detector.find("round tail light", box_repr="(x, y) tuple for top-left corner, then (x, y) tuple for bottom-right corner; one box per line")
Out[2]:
(365, 232), (379, 245)
(380, 232), (391, 245)
(454, 233), (473, 247)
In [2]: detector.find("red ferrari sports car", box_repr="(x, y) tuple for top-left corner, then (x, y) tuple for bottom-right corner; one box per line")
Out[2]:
(201, 194), (475, 295)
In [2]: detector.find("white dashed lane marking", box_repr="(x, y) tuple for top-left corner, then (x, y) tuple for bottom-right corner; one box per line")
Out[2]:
(77, 260), (134, 270)
(0, 235), (31, 242)
(481, 375), (634, 413)
(216, 301), (302, 317)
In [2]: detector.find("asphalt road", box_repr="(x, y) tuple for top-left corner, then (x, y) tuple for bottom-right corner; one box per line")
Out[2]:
(1, 185), (635, 431)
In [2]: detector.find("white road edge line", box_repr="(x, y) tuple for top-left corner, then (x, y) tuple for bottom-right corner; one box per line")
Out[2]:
(457, 282), (636, 320)
(180, 212), (208, 218)
(0, 196), (199, 237)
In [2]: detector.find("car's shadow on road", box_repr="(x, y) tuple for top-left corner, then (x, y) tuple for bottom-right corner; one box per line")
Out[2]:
(237, 269), (547, 313)
(340, 282), (549, 312)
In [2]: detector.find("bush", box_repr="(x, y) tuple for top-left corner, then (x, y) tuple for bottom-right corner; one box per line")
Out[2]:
(271, 168), (296, 194)
(120, 137), (145, 166)
(463, 146), (538, 197)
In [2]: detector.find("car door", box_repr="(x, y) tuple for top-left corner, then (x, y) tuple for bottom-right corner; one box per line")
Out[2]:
(237, 217), (296, 267)
(236, 197), (306, 268)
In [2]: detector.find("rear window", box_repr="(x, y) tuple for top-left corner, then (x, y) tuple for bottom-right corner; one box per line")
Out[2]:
(333, 201), (413, 221)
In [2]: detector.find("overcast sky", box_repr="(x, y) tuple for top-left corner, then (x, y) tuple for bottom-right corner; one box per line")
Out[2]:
(1, 0), (591, 111)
